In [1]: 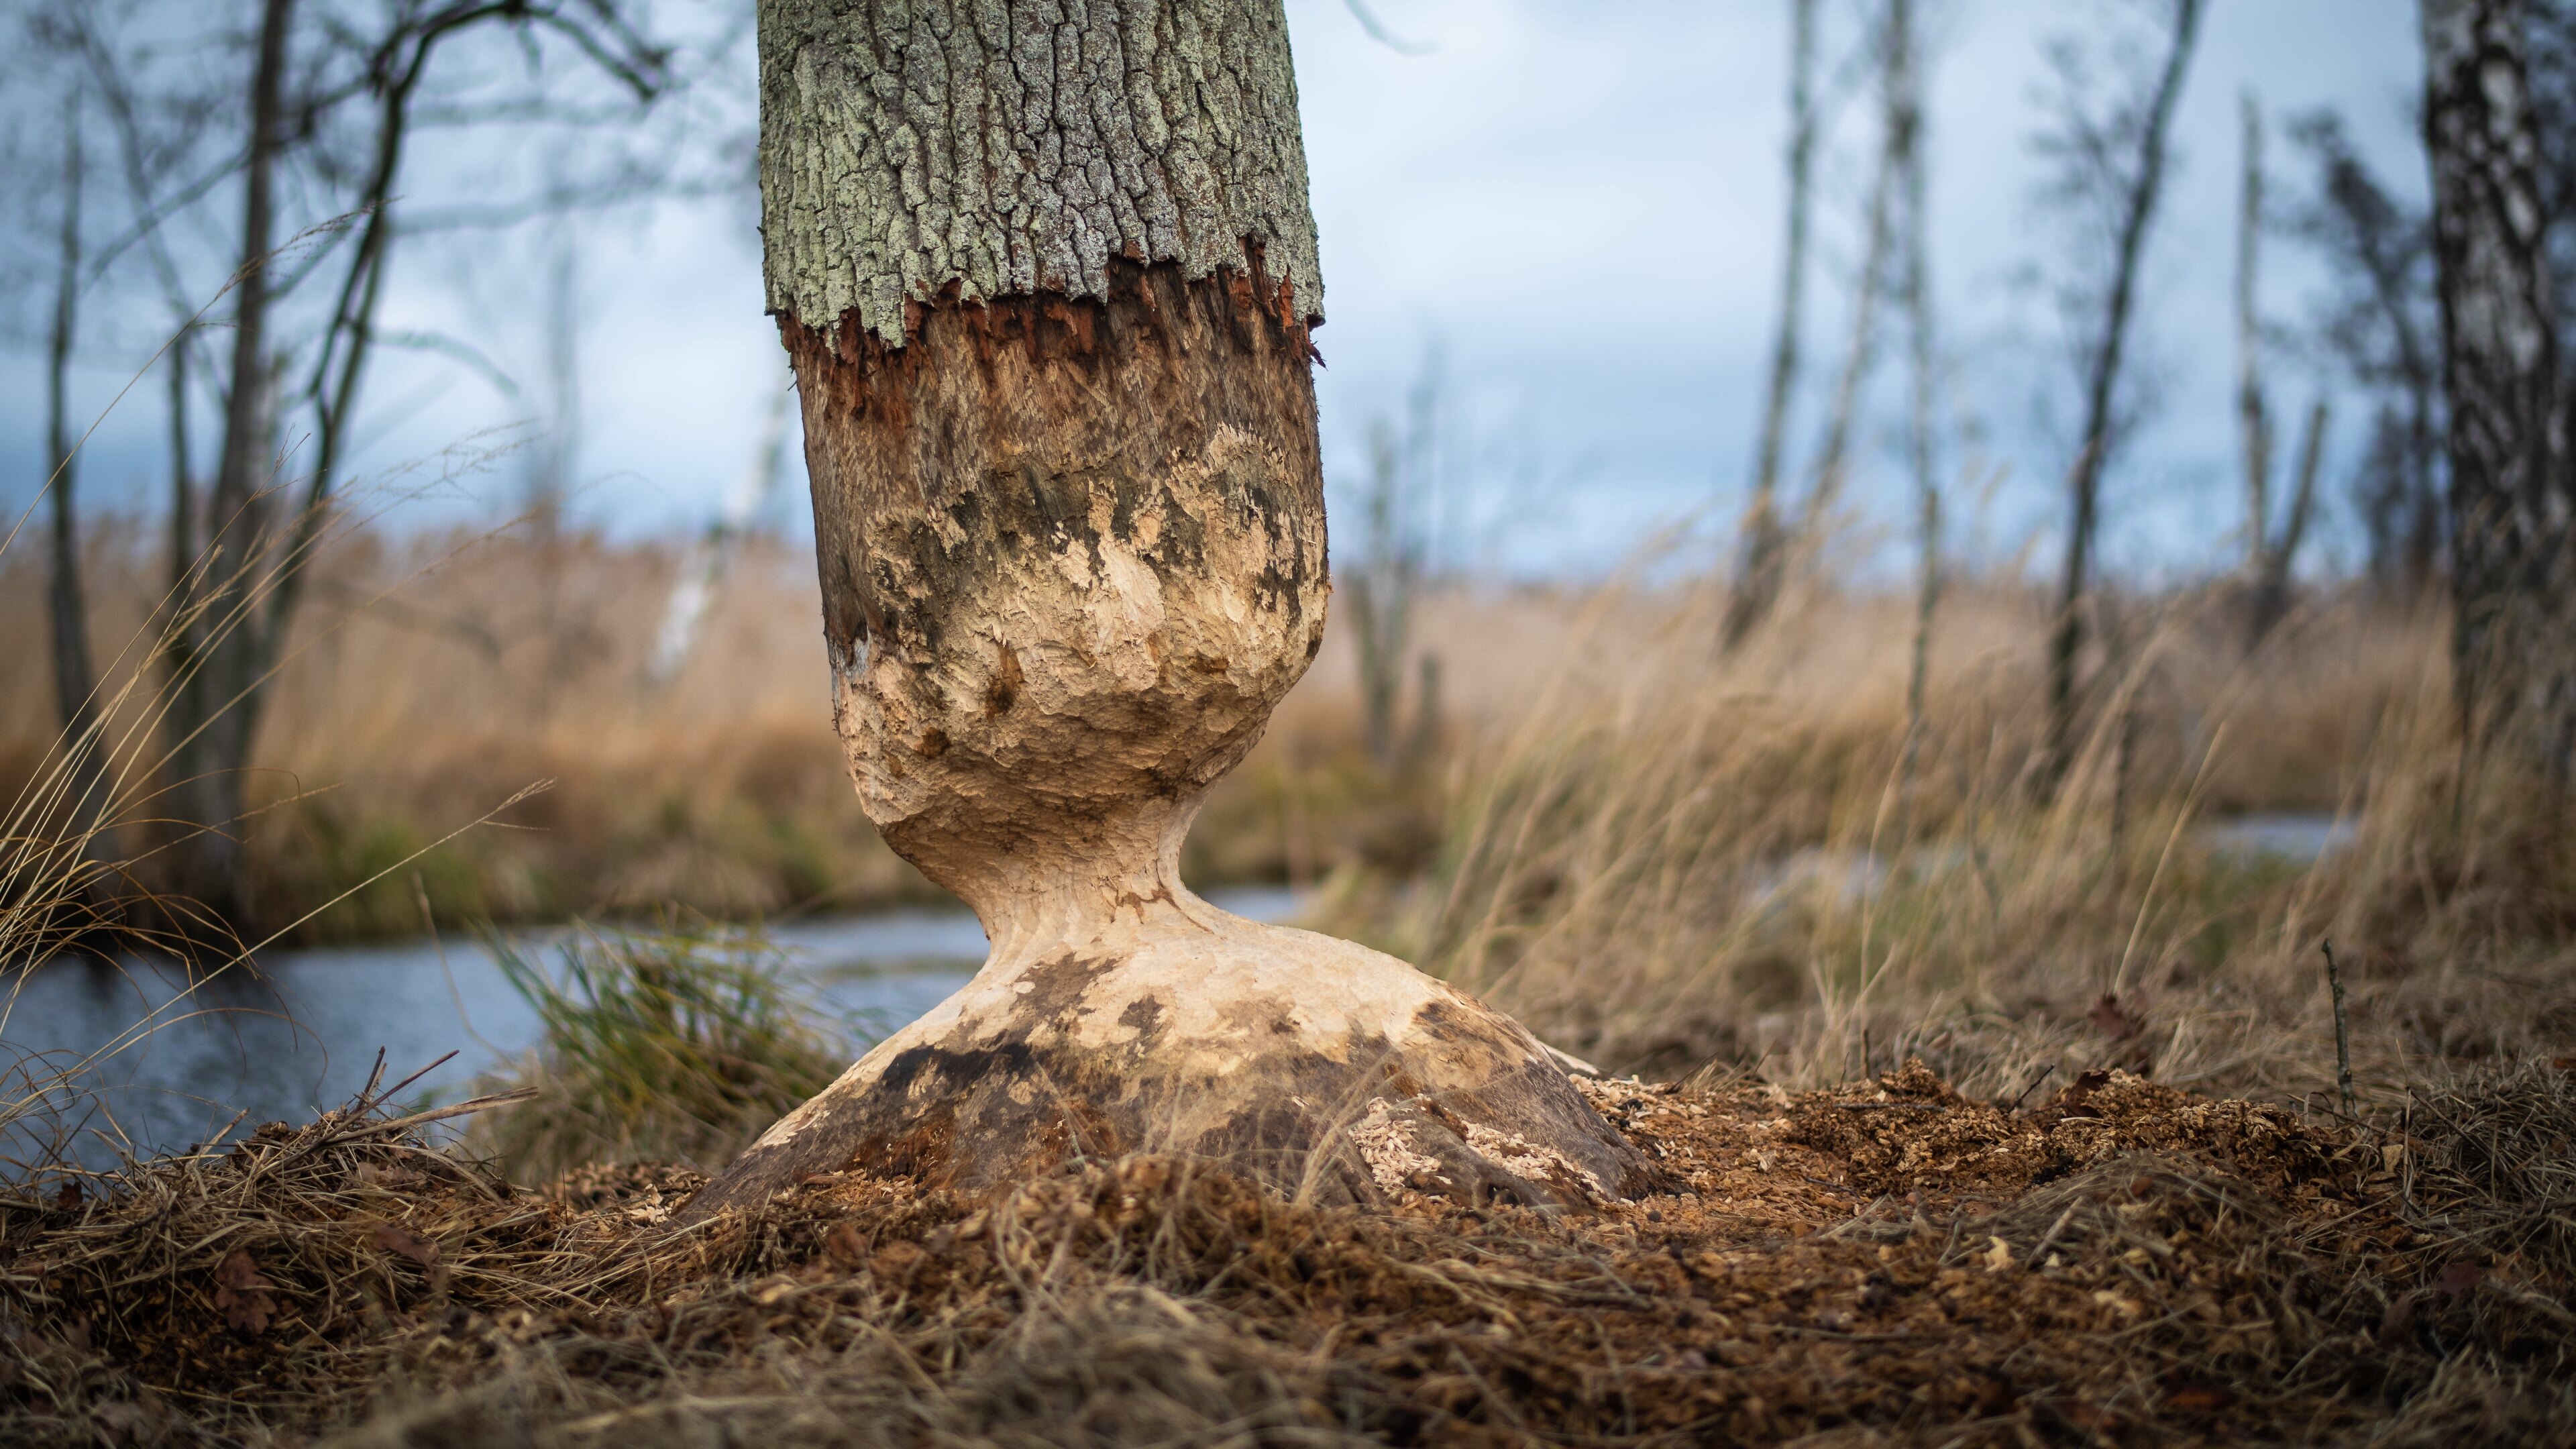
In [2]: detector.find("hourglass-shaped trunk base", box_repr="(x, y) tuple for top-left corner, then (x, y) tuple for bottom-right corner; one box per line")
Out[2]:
(678, 887), (1654, 1220)
(678, 258), (1648, 1222)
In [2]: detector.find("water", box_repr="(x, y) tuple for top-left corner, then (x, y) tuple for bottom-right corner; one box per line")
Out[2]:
(1, 886), (1302, 1166)
(2202, 812), (2355, 866)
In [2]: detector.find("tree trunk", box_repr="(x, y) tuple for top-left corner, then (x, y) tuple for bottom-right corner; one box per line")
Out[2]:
(2249, 398), (2329, 645)
(2421, 0), (2576, 786)
(2235, 92), (2273, 581)
(1799, 32), (1902, 548)
(1727, 0), (1821, 649)
(164, 0), (295, 936)
(2043, 0), (2204, 796)
(44, 91), (117, 912)
(683, 0), (1646, 1221)
(1890, 0), (1939, 839)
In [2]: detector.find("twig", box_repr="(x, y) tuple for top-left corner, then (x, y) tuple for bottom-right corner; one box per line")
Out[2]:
(2006, 1064), (2056, 1113)
(2322, 939), (2355, 1114)
(328, 1088), (537, 1143)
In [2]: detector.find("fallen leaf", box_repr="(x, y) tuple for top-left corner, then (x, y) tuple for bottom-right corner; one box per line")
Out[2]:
(824, 1220), (867, 1269)
(2058, 1069), (2113, 1117)
(372, 1223), (439, 1268)
(2376, 1291), (2418, 1348)
(355, 1162), (426, 1192)
(213, 1248), (276, 1334)
(51, 1179), (82, 1212)
(1982, 1235), (2015, 1271)
(2088, 994), (2142, 1042)
(2165, 1381), (2235, 1412)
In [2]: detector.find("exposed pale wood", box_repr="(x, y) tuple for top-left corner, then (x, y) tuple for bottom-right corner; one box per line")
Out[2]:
(688, 0), (1644, 1219)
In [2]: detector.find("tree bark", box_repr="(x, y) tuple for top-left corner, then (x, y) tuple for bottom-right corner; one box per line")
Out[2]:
(2236, 92), (2274, 580)
(163, 0), (296, 935)
(684, 0), (1646, 1220)
(2042, 0), (2204, 796)
(2421, 0), (2576, 786)
(1727, 0), (1821, 649)
(1800, 32), (1902, 548)
(2249, 398), (2328, 645)
(1890, 0), (1939, 837)
(44, 89), (116, 899)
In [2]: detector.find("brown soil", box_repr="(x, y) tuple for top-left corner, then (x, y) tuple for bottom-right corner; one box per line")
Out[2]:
(5, 1063), (2571, 1447)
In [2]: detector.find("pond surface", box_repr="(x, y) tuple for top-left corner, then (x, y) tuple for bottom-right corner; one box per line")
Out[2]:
(2200, 812), (2355, 865)
(3, 887), (1300, 1168)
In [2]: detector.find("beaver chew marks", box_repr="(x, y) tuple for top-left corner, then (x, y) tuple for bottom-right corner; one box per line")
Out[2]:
(678, 262), (1648, 1220)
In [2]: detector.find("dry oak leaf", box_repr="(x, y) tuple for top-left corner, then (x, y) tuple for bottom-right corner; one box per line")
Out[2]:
(213, 1247), (277, 1334)
(2088, 993), (2143, 1042)
(372, 1222), (439, 1268)
(824, 1220), (867, 1269)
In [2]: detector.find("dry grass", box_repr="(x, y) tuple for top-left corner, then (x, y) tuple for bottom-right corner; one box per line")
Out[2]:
(1312, 574), (2573, 1110)
(5, 1057), (2573, 1446)
(8, 515), (2575, 1444)
(464, 920), (858, 1185)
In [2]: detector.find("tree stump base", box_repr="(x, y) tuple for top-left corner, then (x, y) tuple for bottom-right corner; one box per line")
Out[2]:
(679, 893), (1651, 1220)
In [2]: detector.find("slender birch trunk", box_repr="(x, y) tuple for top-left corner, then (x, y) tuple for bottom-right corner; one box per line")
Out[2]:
(1889, 0), (1939, 837)
(1727, 0), (1821, 649)
(2421, 0), (2576, 789)
(2042, 0), (2205, 796)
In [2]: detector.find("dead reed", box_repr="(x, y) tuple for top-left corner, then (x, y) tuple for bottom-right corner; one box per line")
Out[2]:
(1318, 574), (2571, 1115)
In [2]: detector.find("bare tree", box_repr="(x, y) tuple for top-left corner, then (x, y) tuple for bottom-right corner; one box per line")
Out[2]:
(2233, 94), (2326, 647)
(682, 0), (1644, 1220)
(1799, 30), (1903, 549)
(1349, 352), (1438, 770)
(2236, 93), (2275, 580)
(1728, 0), (1821, 649)
(41, 1), (672, 936)
(38, 83), (117, 903)
(2036, 0), (2206, 794)
(1889, 0), (1940, 828)
(2420, 0), (2576, 788)
(647, 378), (793, 687)
(2290, 110), (2445, 598)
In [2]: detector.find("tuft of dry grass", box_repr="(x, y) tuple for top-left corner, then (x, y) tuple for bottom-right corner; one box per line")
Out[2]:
(464, 920), (860, 1185)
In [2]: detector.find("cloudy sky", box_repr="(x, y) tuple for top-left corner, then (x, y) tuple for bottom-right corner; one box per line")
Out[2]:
(5, 0), (2428, 580)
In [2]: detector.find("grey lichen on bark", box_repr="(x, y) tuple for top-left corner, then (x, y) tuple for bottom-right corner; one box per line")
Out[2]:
(759, 0), (1326, 349)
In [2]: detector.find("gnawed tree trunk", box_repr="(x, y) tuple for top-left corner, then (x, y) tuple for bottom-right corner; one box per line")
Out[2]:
(2422, 0), (2576, 787)
(683, 0), (1646, 1220)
